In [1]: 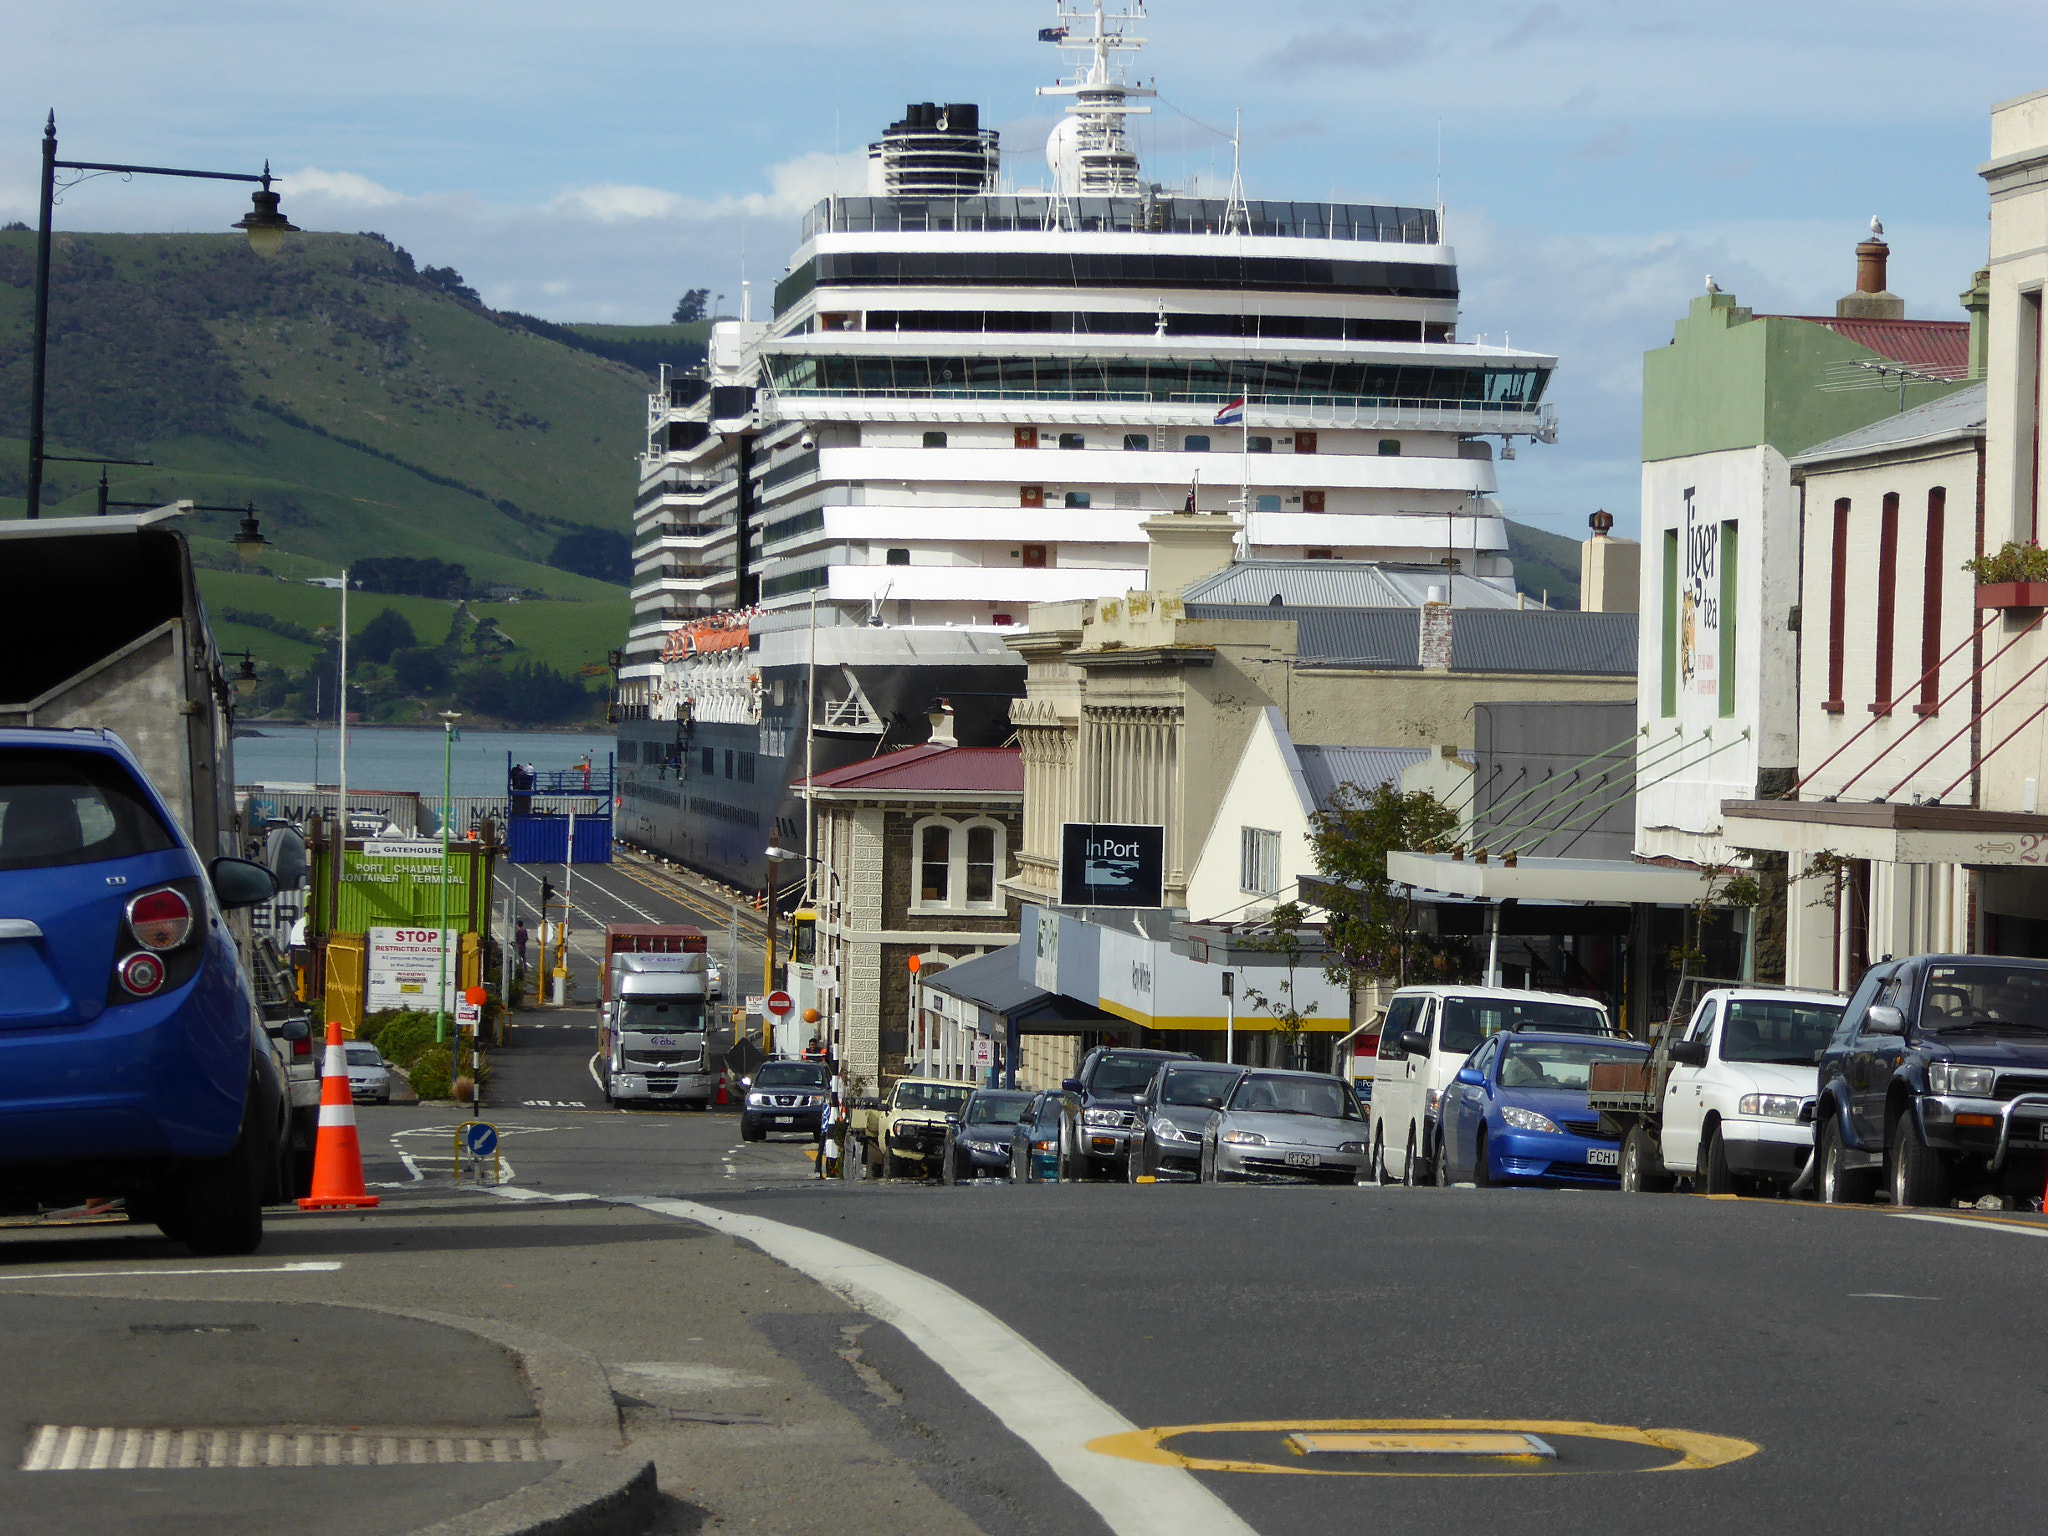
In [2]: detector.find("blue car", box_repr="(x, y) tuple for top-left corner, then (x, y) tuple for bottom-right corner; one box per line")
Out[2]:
(1436, 1030), (1652, 1188)
(0, 729), (284, 1253)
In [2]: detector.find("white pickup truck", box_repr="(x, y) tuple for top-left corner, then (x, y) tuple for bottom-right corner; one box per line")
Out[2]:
(1593, 986), (1845, 1194)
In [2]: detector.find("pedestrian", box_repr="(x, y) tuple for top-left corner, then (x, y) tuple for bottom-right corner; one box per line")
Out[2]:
(514, 920), (529, 976)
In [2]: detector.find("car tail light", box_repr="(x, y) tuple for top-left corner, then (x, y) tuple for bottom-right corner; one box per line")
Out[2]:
(117, 952), (166, 996)
(126, 888), (194, 951)
(292, 1035), (313, 1058)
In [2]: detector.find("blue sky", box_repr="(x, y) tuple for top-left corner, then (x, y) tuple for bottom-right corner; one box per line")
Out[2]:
(7, 0), (2047, 541)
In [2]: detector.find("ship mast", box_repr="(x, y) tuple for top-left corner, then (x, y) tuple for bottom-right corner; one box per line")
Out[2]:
(1038, 0), (1155, 204)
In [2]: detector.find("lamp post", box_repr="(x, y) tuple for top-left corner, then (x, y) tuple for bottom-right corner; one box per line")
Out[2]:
(26, 112), (297, 519)
(762, 845), (789, 1051)
(436, 712), (461, 1044)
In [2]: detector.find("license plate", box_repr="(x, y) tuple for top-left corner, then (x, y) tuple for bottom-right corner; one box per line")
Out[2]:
(774, 1116), (794, 1125)
(1285, 1152), (1321, 1168)
(2037, 1122), (2048, 1142)
(1586, 1148), (1618, 1167)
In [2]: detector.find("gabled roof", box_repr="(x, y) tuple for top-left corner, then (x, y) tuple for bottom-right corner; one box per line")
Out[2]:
(796, 743), (1023, 795)
(1293, 746), (1431, 809)
(1792, 380), (1987, 469)
(1181, 561), (1522, 610)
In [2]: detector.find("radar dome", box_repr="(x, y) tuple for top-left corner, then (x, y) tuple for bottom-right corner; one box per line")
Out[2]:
(1046, 115), (1083, 196)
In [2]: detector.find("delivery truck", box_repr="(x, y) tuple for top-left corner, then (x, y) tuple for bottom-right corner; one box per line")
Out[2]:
(598, 924), (715, 1106)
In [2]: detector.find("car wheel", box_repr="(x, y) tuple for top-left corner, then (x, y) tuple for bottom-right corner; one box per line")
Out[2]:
(1198, 1137), (1215, 1184)
(1372, 1126), (1394, 1186)
(1889, 1109), (1950, 1209)
(177, 1102), (268, 1258)
(1401, 1129), (1419, 1187)
(1434, 1140), (1453, 1186)
(740, 1117), (763, 1143)
(883, 1147), (901, 1180)
(1126, 1139), (1144, 1183)
(1817, 1116), (1871, 1205)
(1702, 1125), (1739, 1195)
(1620, 1126), (1672, 1193)
(1471, 1128), (1492, 1189)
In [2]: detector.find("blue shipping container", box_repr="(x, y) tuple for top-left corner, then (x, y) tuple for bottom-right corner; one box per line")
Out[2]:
(507, 814), (613, 865)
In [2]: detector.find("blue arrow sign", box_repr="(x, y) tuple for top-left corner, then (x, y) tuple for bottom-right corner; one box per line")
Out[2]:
(462, 1121), (498, 1159)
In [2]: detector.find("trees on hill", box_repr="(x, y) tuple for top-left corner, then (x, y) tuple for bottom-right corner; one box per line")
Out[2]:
(672, 288), (710, 323)
(355, 607), (417, 665)
(547, 529), (631, 585)
(352, 557), (472, 600)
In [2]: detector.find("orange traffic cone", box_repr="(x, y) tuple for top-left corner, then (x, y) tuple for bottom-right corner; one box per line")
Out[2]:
(715, 1070), (730, 1107)
(297, 1020), (380, 1210)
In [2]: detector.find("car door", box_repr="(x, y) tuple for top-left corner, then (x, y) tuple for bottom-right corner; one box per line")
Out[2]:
(1846, 967), (1909, 1147)
(1372, 995), (1424, 1172)
(1661, 998), (1716, 1172)
(1444, 1037), (1498, 1179)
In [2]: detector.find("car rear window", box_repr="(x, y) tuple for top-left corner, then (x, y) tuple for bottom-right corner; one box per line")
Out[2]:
(0, 749), (176, 872)
(1440, 997), (1607, 1053)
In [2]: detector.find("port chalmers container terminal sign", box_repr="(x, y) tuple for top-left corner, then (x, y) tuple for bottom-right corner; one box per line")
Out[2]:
(1059, 823), (1165, 908)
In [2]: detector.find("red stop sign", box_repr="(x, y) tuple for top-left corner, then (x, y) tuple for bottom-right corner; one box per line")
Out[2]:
(765, 990), (795, 1017)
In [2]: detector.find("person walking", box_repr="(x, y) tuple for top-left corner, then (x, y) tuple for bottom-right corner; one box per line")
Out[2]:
(514, 919), (529, 978)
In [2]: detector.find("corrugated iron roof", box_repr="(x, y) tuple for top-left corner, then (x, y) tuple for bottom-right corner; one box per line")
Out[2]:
(1772, 315), (1972, 375)
(1294, 746), (1432, 809)
(798, 744), (1023, 794)
(921, 945), (1040, 1012)
(1792, 380), (1987, 467)
(1185, 605), (1637, 674)
(1182, 561), (1522, 610)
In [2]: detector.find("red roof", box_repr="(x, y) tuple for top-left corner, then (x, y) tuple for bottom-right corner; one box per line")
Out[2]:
(797, 744), (1023, 795)
(1773, 316), (1971, 376)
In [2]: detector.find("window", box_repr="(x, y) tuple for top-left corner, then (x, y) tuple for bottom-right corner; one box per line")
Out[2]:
(1123, 433), (1150, 451)
(1295, 432), (1319, 454)
(1719, 519), (1738, 719)
(1377, 995), (1422, 1058)
(737, 753), (755, 784)
(723, 749), (734, 779)
(0, 749), (174, 872)
(1826, 498), (1850, 714)
(1377, 439), (1402, 456)
(886, 547), (911, 566)
(1920, 487), (1947, 715)
(920, 823), (951, 903)
(1014, 426), (1038, 449)
(1058, 432), (1085, 450)
(1247, 435), (1273, 454)
(1661, 527), (1679, 717)
(1020, 485), (1044, 508)
(1872, 493), (1899, 715)
(966, 824), (997, 902)
(1304, 547), (1335, 560)
(1303, 490), (1326, 513)
(1183, 434), (1211, 452)
(911, 815), (1008, 912)
(921, 430), (948, 448)
(1240, 827), (1282, 895)
(1254, 494), (1281, 513)
(700, 747), (715, 775)
(1064, 491), (1091, 508)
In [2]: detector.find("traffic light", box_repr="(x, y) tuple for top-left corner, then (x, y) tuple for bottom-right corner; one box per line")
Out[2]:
(539, 878), (555, 919)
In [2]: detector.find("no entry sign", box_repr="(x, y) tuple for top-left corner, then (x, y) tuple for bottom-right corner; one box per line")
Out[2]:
(765, 990), (794, 1017)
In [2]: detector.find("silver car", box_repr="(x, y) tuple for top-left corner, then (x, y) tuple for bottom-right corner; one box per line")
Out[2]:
(1198, 1070), (1371, 1185)
(345, 1041), (392, 1104)
(1128, 1062), (1246, 1181)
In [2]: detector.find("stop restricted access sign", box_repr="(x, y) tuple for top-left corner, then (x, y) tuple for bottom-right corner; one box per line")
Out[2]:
(765, 990), (795, 1018)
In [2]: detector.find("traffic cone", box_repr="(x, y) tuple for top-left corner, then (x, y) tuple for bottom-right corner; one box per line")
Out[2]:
(297, 1020), (380, 1210)
(715, 1070), (730, 1107)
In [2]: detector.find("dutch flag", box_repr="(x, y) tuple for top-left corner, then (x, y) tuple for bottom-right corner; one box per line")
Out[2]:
(1213, 397), (1245, 427)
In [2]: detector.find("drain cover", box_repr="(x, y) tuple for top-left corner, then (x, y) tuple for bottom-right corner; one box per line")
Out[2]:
(1287, 1431), (1556, 1458)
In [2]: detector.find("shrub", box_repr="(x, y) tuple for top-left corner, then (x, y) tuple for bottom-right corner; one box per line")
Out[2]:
(410, 1045), (455, 1101)
(1964, 540), (2048, 585)
(371, 1013), (443, 1070)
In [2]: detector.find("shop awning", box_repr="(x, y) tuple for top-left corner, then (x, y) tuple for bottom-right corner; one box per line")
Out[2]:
(1385, 851), (1711, 904)
(1720, 799), (2048, 866)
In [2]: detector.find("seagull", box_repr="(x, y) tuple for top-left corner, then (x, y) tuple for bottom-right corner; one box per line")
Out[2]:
(1705, 275), (1721, 293)
(1871, 215), (1885, 240)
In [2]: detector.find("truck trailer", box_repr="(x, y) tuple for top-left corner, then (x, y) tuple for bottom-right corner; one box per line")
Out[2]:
(598, 924), (715, 1106)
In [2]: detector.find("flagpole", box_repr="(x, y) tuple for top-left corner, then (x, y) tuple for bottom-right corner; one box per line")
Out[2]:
(1240, 398), (1251, 560)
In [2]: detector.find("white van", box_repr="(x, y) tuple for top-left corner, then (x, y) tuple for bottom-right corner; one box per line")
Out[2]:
(1370, 985), (1613, 1185)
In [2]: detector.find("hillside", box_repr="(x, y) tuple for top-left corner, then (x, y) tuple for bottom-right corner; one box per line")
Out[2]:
(0, 229), (711, 719)
(1505, 519), (1584, 609)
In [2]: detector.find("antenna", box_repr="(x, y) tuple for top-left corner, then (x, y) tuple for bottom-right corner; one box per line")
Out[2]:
(1819, 357), (1968, 412)
(1435, 118), (1445, 238)
(1224, 108), (1248, 234)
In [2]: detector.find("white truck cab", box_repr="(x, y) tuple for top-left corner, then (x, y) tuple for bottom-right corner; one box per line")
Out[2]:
(1370, 985), (1613, 1185)
(600, 952), (713, 1106)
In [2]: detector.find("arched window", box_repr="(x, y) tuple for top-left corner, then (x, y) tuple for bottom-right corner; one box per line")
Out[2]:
(911, 816), (1009, 912)
(919, 822), (952, 904)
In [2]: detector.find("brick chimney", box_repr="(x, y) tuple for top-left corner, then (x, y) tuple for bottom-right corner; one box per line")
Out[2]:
(1838, 223), (1904, 321)
(1419, 587), (1453, 671)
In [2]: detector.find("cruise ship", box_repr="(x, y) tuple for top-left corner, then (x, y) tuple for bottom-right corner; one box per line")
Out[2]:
(612, 1), (1559, 892)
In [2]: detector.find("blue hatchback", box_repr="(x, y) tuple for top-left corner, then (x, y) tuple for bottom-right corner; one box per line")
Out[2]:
(1437, 1031), (1652, 1188)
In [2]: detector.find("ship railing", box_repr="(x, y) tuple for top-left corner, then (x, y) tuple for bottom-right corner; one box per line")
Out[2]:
(801, 195), (1439, 245)
(763, 389), (1554, 435)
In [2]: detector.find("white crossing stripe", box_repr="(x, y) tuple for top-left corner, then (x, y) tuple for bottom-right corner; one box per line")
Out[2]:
(21, 1426), (543, 1470)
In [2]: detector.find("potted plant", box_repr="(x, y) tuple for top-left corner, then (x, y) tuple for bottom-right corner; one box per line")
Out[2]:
(1968, 541), (2048, 609)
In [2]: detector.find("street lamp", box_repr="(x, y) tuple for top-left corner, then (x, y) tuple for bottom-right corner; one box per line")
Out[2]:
(25, 113), (298, 519)
(227, 651), (260, 700)
(436, 711), (462, 1045)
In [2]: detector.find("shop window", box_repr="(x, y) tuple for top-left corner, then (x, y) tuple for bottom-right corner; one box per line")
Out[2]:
(1378, 439), (1402, 456)
(886, 547), (912, 566)
(1014, 426), (1039, 449)
(922, 430), (948, 448)
(1295, 432), (1319, 454)
(1247, 436), (1273, 453)
(1303, 490), (1326, 513)
(1064, 491), (1091, 508)
(1020, 485), (1044, 508)
(1184, 434), (1211, 452)
(1123, 433), (1151, 451)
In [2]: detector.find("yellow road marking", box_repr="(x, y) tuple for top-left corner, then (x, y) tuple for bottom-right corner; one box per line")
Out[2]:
(1287, 1431), (1553, 1458)
(1087, 1419), (1760, 1478)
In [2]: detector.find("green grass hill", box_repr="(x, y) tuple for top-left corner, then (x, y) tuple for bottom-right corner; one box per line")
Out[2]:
(0, 229), (708, 721)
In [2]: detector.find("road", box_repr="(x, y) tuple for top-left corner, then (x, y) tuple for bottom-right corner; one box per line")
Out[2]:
(6, 1008), (2045, 1534)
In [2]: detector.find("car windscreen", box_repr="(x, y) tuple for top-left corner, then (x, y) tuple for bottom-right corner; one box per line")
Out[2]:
(1441, 997), (1606, 1054)
(0, 749), (177, 872)
(756, 1062), (828, 1087)
(1091, 1054), (1173, 1093)
(1720, 999), (1843, 1064)
(1034, 1095), (1072, 1130)
(617, 999), (704, 1034)
(1921, 964), (2048, 1035)
(894, 1081), (973, 1114)
(344, 1044), (383, 1066)
(1160, 1068), (1242, 1109)
(965, 1093), (1032, 1126)
(1227, 1074), (1352, 1119)
(1498, 1039), (1648, 1091)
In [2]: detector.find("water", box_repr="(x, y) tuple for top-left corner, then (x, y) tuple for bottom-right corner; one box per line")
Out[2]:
(232, 725), (617, 798)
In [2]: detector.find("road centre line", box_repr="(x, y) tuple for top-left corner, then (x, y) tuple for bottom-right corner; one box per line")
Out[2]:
(624, 1197), (1258, 1536)
(0, 1261), (343, 1281)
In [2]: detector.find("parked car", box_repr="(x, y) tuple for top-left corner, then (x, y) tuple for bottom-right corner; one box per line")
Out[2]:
(1815, 955), (2048, 1207)
(881, 1076), (975, 1178)
(1127, 1061), (1245, 1181)
(1439, 1031), (1652, 1188)
(1010, 1089), (1079, 1182)
(1198, 1070), (1371, 1184)
(345, 1040), (392, 1104)
(940, 1088), (1034, 1182)
(1063, 1046), (1196, 1178)
(1602, 987), (1843, 1194)
(1371, 985), (1613, 1185)
(740, 1058), (830, 1141)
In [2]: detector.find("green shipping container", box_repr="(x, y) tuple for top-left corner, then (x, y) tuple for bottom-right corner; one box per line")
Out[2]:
(309, 839), (493, 935)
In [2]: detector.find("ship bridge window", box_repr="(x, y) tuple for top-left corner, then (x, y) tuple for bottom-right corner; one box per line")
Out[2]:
(1184, 434), (1211, 452)
(1254, 495), (1282, 513)
(1123, 433), (1150, 451)
(1064, 491), (1091, 508)
(1378, 438), (1402, 456)
(886, 548), (912, 566)
(1248, 436), (1273, 453)
(922, 430), (948, 448)
(701, 747), (715, 775)
(1058, 432), (1085, 450)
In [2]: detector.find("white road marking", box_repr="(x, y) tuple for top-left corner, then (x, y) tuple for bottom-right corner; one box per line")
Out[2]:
(484, 1188), (597, 1203)
(1893, 1212), (2048, 1238)
(626, 1198), (1257, 1536)
(587, 1052), (606, 1093)
(0, 1262), (343, 1281)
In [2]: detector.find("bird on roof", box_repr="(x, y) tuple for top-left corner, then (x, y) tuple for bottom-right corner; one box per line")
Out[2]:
(1704, 275), (1721, 293)
(1871, 215), (1885, 240)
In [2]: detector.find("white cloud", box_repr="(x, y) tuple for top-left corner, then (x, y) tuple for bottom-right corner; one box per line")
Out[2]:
(544, 183), (689, 222)
(280, 167), (406, 208)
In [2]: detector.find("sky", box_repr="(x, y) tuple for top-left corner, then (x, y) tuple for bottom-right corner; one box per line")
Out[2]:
(7, 0), (2048, 541)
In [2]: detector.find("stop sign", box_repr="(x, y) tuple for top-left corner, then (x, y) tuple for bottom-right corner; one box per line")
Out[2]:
(765, 990), (794, 1017)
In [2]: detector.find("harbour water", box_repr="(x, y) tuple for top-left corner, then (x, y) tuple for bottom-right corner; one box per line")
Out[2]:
(232, 726), (617, 799)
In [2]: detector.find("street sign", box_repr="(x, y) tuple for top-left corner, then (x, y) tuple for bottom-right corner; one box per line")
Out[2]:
(1058, 823), (1165, 908)
(462, 1121), (498, 1158)
(456, 999), (481, 1032)
(765, 990), (794, 1017)
(971, 1038), (994, 1068)
(745, 994), (767, 1014)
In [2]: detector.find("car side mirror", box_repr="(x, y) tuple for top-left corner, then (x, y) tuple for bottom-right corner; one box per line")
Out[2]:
(1667, 1038), (1709, 1067)
(1453, 1067), (1483, 1087)
(1863, 1004), (1906, 1036)
(275, 1016), (310, 1043)
(210, 856), (278, 910)
(1062, 1078), (1083, 1092)
(1400, 1029), (1430, 1056)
